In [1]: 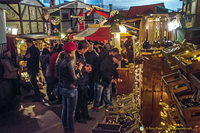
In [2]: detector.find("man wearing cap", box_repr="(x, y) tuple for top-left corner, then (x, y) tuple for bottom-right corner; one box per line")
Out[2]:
(24, 39), (41, 102)
(96, 53), (122, 108)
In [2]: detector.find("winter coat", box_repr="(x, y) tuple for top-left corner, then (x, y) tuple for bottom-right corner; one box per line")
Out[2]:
(1, 58), (18, 79)
(99, 56), (118, 87)
(94, 50), (109, 83)
(40, 54), (50, 75)
(85, 51), (99, 83)
(124, 40), (134, 63)
(25, 45), (40, 74)
(47, 52), (59, 78)
(57, 56), (78, 90)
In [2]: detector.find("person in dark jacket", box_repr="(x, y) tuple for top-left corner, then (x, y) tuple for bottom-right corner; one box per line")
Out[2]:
(75, 40), (94, 123)
(121, 37), (134, 63)
(24, 39), (41, 102)
(98, 54), (122, 108)
(56, 42), (82, 133)
(46, 44), (63, 103)
(93, 48), (119, 110)
(85, 44), (99, 103)
(40, 48), (50, 79)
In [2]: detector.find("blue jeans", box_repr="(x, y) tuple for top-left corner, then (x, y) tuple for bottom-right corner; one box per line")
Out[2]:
(59, 88), (78, 131)
(93, 83), (104, 107)
(104, 83), (112, 106)
(93, 83), (112, 107)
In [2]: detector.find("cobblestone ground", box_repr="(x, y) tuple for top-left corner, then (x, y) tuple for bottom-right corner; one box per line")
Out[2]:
(0, 89), (106, 133)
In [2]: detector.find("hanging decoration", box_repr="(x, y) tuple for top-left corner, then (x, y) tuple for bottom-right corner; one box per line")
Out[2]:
(51, 16), (60, 35)
(79, 11), (84, 31)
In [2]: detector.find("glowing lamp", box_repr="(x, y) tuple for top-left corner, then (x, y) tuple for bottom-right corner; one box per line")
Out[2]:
(119, 25), (127, 33)
(61, 33), (66, 39)
(12, 28), (18, 35)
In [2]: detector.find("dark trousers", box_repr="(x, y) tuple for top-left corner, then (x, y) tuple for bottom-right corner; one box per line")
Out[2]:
(29, 72), (40, 97)
(88, 82), (94, 102)
(46, 77), (57, 101)
(75, 88), (89, 119)
(10, 78), (21, 96)
(59, 88), (78, 131)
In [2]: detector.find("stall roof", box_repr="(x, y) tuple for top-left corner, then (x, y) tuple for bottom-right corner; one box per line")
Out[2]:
(0, 0), (22, 4)
(16, 34), (60, 40)
(0, 0), (44, 7)
(56, 1), (91, 9)
(127, 3), (165, 18)
(71, 27), (112, 41)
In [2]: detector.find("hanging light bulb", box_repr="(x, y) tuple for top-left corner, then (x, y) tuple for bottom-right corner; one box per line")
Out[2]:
(119, 25), (127, 33)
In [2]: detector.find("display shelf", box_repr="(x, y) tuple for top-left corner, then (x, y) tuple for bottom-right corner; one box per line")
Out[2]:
(162, 71), (200, 127)
(189, 72), (200, 89)
(175, 49), (200, 73)
(162, 44), (193, 68)
(92, 123), (121, 133)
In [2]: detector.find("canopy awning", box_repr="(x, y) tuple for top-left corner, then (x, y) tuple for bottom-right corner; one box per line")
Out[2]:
(70, 27), (112, 41)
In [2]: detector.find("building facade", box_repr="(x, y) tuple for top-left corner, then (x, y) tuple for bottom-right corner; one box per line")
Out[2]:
(5, 0), (47, 35)
(40, 0), (103, 7)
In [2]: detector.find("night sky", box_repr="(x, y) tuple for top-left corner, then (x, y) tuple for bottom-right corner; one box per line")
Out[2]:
(103, 0), (183, 11)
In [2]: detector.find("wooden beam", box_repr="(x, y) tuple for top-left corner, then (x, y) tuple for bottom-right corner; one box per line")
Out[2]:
(21, 5), (27, 16)
(70, 9), (73, 27)
(18, 3), (24, 34)
(28, 5), (32, 33)
(122, 24), (140, 31)
(36, 7), (39, 33)
(7, 20), (44, 22)
(7, 4), (19, 16)
(122, 18), (142, 23)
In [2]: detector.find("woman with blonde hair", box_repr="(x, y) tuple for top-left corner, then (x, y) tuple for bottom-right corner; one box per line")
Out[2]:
(56, 42), (83, 133)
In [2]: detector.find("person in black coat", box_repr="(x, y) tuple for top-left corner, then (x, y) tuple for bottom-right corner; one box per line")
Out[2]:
(85, 44), (99, 103)
(24, 39), (41, 101)
(75, 40), (94, 123)
(93, 48), (120, 110)
(99, 54), (122, 108)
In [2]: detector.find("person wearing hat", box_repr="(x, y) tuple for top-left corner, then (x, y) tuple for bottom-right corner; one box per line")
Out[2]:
(97, 53), (122, 108)
(24, 39), (41, 102)
(56, 42), (82, 133)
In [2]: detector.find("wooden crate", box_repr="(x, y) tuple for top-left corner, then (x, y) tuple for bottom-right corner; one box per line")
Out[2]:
(184, 106), (200, 126)
(103, 116), (119, 124)
(92, 123), (121, 133)
(162, 44), (193, 67)
(175, 49), (200, 73)
(189, 72), (200, 89)
(116, 68), (134, 95)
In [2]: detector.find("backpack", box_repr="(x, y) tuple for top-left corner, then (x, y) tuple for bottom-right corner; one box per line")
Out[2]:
(0, 60), (4, 79)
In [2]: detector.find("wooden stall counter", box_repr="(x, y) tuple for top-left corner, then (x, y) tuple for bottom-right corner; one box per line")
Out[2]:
(116, 68), (134, 95)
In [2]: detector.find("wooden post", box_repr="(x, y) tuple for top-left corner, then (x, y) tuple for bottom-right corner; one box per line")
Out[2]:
(139, 18), (145, 42)
(114, 32), (121, 67)
(18, 4), (24, 34)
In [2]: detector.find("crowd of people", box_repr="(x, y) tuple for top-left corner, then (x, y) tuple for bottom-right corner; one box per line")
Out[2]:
(0, 38), (124, 133)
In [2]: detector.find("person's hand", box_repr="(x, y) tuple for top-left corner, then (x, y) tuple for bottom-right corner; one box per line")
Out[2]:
(124, 59), (128, 63)
(25, 53), (31, 58)
(117, 78), (123, 83)
(85, 64), (92, 73)
(77, 62), (83, 71)
(111, 79), (116, 84)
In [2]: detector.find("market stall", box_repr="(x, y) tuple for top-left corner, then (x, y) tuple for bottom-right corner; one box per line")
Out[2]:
(70, 25), (112, 41)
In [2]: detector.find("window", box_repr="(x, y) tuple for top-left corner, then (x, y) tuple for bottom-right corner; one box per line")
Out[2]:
(62, 13), (69, 20)
(43, 0), (50, 4)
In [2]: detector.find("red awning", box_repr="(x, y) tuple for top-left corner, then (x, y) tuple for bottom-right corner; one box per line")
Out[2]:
(71, 27), (112, 41)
